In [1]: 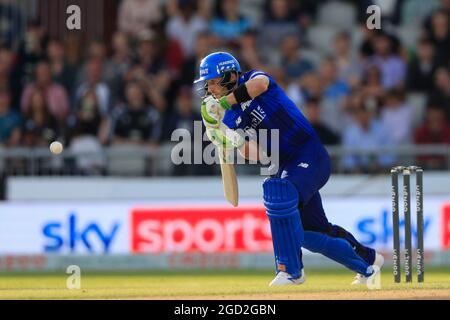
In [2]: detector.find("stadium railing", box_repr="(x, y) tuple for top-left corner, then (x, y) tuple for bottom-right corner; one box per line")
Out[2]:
(0, 143), (449, 177)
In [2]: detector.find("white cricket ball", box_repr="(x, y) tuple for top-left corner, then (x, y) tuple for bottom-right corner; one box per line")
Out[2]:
(49, 141), (63, 155)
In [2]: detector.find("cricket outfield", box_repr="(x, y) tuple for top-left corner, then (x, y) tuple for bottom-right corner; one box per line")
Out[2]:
(1, 267), (449, 300)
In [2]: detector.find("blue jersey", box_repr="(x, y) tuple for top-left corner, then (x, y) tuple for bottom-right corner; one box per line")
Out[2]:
(222, 70), (316, 162)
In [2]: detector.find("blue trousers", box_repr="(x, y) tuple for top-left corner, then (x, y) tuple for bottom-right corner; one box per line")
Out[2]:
(274, 135), (375, 266)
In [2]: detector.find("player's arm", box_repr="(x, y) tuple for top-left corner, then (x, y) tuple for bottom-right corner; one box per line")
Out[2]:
(218, 75), (269, 109)
(202, 74), (269, 160)
(223, 75), (269, 161)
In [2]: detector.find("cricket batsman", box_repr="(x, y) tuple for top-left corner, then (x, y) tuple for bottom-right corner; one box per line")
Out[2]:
(195, 52), (384, 286)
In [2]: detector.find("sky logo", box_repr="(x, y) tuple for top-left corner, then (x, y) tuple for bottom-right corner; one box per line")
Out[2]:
(356, 209), (432, 247)
(42, 212), (120, 253)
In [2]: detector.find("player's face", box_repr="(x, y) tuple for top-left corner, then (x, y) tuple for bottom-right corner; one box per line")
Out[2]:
(206, 77), (227, 99)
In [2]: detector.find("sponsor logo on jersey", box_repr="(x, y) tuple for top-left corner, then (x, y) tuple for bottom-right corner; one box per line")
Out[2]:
(240, 100), (252, 111)
(250, 106), (266, 128)
(298, 163), (309, 168)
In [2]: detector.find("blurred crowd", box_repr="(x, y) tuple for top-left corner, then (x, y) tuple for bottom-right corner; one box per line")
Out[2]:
(0, 0), (450, 175)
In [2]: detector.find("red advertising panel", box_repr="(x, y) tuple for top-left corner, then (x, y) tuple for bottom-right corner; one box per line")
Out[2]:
(442, 204), (450, 250)
(131, 206), (272, 253)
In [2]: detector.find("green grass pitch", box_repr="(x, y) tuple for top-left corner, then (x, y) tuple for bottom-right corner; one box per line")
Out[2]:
(0, 267), (449, 299)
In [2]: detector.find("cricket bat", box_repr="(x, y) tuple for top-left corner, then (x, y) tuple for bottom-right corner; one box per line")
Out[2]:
(217, 124), (239, 207)
(219, 148), (239, 207)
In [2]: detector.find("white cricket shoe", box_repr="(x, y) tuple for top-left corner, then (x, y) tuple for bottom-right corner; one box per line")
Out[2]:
(269, 270), (306, 286)
(351, 253), (384, 285)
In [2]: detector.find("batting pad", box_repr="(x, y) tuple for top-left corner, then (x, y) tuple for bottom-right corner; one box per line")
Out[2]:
(303, 231), (372, 276)
(263, 178), (304, 279)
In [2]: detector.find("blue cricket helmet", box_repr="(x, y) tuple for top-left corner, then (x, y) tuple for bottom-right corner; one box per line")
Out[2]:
(194, 51), (241, 84)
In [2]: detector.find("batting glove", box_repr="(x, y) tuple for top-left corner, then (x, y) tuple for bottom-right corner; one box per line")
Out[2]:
(201, 96), (225, 129)
(205, 126), (245, 150)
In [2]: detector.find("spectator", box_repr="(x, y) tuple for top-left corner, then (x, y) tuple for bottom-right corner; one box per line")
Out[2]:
(112, 82), (162, 147)
(0, 0), (25, 50)
(118, 0), (163, 38)
(292, 0), (319, 31)
(74, 59), (111, 116)
(343, 90), (366, 116)
(166, 0), (209, 58)
(110, 32), (132, 78)
(16, 20), (48, 82)
(359, 26), (377, 60)
(210, 0), (251, 44)
(423, 9), (450, 65)
(380, 89), (413, 145)
(300, 73), (323, 100)
(179, 31), (213, 86)
(319, 57), (350, 101)
(279, 34), (314, 81)
(167, 0), (212, 20)
(259, 0), (300, 64)
(267, 65), (289, 90)
(414, 105), (450, 169)
(369, 32), (406, 89)
(303, 97), (340, 145)
(0, 90), (21, 147)
(360, 64), (385, 110)
(430, 66), (450, 121)
(166, 86), (214, 176)
(63, 32), (83, 66)
(47, 38), (78, 93)
(318, 56), (350, 134)
(126, 29), (164, 77)
(125, 30), (170, 114)
(67, 89), (108, 174)
(108, 32), (133, 103)
(286, 72), (322, 108)
(163, 86), (201, 142)
(406, 38), (438, 92)
(181, 31), (216, 108)
(4, 0), (450, 175)
(0, 46), (21, 109)
(22, 89), (59, 147)
(360, 28), (403, 62)
(67, 89), (109, 145)
(171, 87), (214, 176)
(21, 61), (69, 121)
(157, 25), (185, 79)
(75, 40), (116, 92)
(333, 31), (362, 88)
(237, 29), (267, 71)
(342, 103), (393, 173)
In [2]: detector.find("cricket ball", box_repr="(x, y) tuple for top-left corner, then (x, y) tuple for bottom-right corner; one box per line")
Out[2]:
(49, 141), (63, 155)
